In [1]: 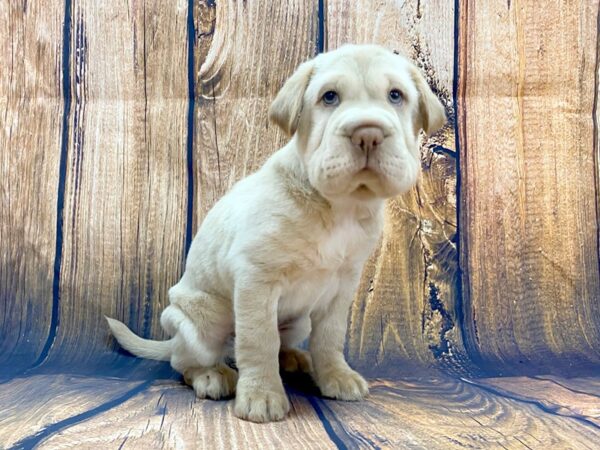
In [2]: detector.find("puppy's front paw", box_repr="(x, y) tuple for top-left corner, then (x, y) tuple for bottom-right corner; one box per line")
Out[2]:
(315, 367), (369, 401)
(279, 348), (313, 373)
(234, 382), (290, 422)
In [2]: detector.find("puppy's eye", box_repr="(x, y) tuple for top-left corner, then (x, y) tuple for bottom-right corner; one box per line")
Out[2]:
(388, 89), (403, 104)
(322, 90), (340, 106)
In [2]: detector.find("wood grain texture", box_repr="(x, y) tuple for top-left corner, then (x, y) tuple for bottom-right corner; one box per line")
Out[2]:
(0, 375), (141, 448)
(457, 0), (600, 373)
(320, 377), (600, 449)
(597, 2), (600, 310)
(32, 381), (337, 450)
(0, 2), (63, 371)
(535, 375), (600, 398)
(6, 375), (600, 449)
(193, 0), (318, 224)
(47, 0), (189, 367)
(327, 1), (472, 375)
(474, 376), (600, 427)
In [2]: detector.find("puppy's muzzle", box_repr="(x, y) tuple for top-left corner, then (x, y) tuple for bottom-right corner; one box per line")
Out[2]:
(350, 125), (385, 153)
(336, 108), (394, 154)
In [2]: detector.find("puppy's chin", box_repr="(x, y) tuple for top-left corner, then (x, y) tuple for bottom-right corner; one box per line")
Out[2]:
(348, 170), (389, 199)
(349, 174), (413, 200)
(314, 168), (417, 201)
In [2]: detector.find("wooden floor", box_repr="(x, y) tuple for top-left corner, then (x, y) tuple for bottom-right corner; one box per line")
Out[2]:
(1, 370), (599, 449)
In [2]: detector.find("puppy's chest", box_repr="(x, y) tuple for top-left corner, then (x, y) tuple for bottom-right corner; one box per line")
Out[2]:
(316, 218), (372, 268)
(279, 218), (375, 316)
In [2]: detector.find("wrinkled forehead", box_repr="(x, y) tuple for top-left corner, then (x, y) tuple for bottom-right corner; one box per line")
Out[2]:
(306, 47), (419, 102)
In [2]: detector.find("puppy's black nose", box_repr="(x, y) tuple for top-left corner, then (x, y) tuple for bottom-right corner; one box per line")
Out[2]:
(351, 126), (384, 153)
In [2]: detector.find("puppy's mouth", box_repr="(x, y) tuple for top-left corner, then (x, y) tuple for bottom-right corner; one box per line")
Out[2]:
(350, 169), (381, 198)
(351, 183), (377, 199)
(355, 183), (373, 193)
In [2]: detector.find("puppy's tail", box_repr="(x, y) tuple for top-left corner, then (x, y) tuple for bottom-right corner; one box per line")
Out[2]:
(106, 317), (172, 361)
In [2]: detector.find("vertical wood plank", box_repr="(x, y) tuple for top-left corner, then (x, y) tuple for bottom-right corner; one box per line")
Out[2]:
(596, 4), (600, 356)
(458, 0), (600, 373)
(327, 1), (471, 374)
(47, 0), (188, 367)
(193, 1), (318, 225)
(0, 2), (63, 371)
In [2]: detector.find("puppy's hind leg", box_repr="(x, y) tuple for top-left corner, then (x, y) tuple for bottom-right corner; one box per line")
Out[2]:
(162, 286), (237, 399)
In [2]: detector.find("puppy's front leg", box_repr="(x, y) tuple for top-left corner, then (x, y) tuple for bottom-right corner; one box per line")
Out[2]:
(310, 270), (369, 401)
(233, 281), (290, 422)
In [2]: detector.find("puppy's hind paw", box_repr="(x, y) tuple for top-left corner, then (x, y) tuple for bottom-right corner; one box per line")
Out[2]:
(279, 348), (313, 373)
(184, 364), (238, 400)
(316, 367), (369, 401)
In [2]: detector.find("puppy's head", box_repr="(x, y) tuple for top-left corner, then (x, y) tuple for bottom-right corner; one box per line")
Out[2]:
(269, 44), (446, 200)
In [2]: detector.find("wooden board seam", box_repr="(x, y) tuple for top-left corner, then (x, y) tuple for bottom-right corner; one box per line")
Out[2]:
(305, 396), (348, 449)
(26, 0), (73, 375)
(185, 0), (195, 255)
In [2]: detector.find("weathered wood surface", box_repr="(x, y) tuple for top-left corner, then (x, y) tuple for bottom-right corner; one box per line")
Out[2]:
(193, 0), (318, 224)
(457, 0), (600, 373)
(327, 0), (471, 375)
(30, 382), (335, 450)
(539, 375), (600, 397)
(0, 1), (63, 373)
(47, 0), (189, 368)
(3, 374), (600, 449)
(472, 376), (600, 427)
(0, 375), (142, 448)
(321, 377), (600, 449)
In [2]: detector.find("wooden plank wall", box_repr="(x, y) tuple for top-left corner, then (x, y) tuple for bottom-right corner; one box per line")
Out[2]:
(457, 0), (600, 374)
(46, 0), (189, 370)
(0, 2), (63, 373)
(1, 0), (599, 380)
(192, 1), (317, 224)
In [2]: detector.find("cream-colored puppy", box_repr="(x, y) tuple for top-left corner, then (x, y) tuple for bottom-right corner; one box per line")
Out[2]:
(107, 44), (445, 422)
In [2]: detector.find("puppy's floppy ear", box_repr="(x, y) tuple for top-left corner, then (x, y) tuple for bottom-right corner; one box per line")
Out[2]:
(410, 66), (447, 136)
(269, 60), (315, 136)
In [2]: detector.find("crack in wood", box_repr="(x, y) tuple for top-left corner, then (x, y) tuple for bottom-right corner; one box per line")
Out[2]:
(425, 282), (455, 359)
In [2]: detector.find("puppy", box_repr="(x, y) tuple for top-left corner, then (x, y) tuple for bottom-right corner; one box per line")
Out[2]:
(107, 44), (446, 422)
